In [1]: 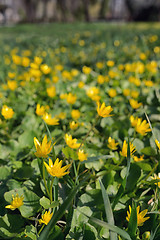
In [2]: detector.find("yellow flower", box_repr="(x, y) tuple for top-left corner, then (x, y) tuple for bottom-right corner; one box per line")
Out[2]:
(41, 64), (51, 74)
(151, 173), (160, 188)
(107, 60), (114, 67)
(56, 112), (66, 120)
(126, 205), (150, 226)
(78, 149), (88, 161)
(96, 62), (104, 69)
(47, 86), (56, 98)
(87, 87), (100, 101)
(82, 66), (92, 74)
(107, 137), (119, 150)
(129, 99), (142, 109)
(97, 75), (105, 84)
(36, 104), (46, 116)
(70, 121), (78, 130)
(97, 102), (113, 118)
(133, 155), (144, 162)
(39, 211), (53, 225)
(44, 158), (70, 178)
(123, 89), (130, 97)
(71, 109), (80, 120)
(22, 57), (30, 67)
(135, 119), (151, 136)
(130, 115), (140, 127)
(78, 81), (85, 88)
(34, 135), (52, 158)
(5, 194), (24, 210)
(120, 140), (136, 157)
(34, 56), (42, 65)
(66, 93), (77, 104)
(1, 105), (14, 119)
(155, 139), (160, 150)
(52, 76), (59, 83)
(8, 72), (15, 79)
(42, 113), (59, 125)
(12, 55), (21, 65)
(60, 93), (68, 99)
(108, 89), (117, 98)
(65, 134), (81, 149)
(131, 90), (139, 99)
(7, 80), (17, 91)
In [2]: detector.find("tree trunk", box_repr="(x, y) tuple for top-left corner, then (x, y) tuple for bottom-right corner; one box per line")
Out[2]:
(82, 0), (90, 22)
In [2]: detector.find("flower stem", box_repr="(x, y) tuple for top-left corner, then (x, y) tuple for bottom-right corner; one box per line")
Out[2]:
(54, 177), (58, 211)
(38, 223), (45, 236)
(42, 160), (50, 197)
(73, 160), (79, 185)
(50, 177), (55, 202)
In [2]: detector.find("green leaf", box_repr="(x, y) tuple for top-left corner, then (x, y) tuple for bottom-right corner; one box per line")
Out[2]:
(126, 164), (141, 191)
(81, 155), (112, 163)
(141, 147), (156, 156)
(40, 196), (59, 209)
(127, 202), (137, 239)
(62, 147), (78, 160)
(135, 162), (152, 171)
(0, 166), (11, 180)
(18, 130), (35, 148)
(99, 179), (117, 240)
(25, 225), (37, 240)
(0, 214), (24, 239)
(40, 196), (51, 209)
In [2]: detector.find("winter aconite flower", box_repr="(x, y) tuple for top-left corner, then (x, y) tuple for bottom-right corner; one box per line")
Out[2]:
(126, 205), (150, 226)
(36, 104), (46, 116)
(133, 155), (144, 162)
(120, 140), (136, 157)
(155, 139), (160, 150)
(107, 137), (119, 150)
(39, 211), (53, 225)
(129, 99), (142, 109)
(5, 194), (24, 210)
(135, 119), (151, 136)
(34, 135), (52, 158)
(42, 113), (59, 125)
(1, 105), (14, 119)
(78, 149), (88, 161)
(151, 173), (160, 188)
(130, 115), (140, 127)
(44, 158), (70, 178)
(65, 134), (81, 149)
(97, 102), (113, 118)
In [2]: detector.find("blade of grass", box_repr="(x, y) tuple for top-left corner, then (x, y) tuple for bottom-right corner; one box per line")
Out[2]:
(38, 174), (90, 240)
(150, 225), (159, 240)
(99, 179), (117, 240)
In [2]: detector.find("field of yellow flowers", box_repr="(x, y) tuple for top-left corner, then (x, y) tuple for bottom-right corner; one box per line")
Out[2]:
(0, 23), (160, 240)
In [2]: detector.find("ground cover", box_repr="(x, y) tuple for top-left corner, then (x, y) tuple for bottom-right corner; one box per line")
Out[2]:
(0, 23), (160, 240)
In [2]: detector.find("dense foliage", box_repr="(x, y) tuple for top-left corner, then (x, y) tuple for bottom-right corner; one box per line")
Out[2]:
(0, 23), (160, 240)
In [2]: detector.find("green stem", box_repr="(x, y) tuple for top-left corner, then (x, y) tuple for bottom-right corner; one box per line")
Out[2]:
(78, 115), (100, 150)
(50, 177), (55, 202)
(54, 177), (59, 211)
(42, 160), (50, 197)
(38, 224), (45, 236)
(73, 160), (79, 185)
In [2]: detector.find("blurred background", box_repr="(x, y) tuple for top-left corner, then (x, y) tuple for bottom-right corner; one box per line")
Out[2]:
(0, 0), (160, 24)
